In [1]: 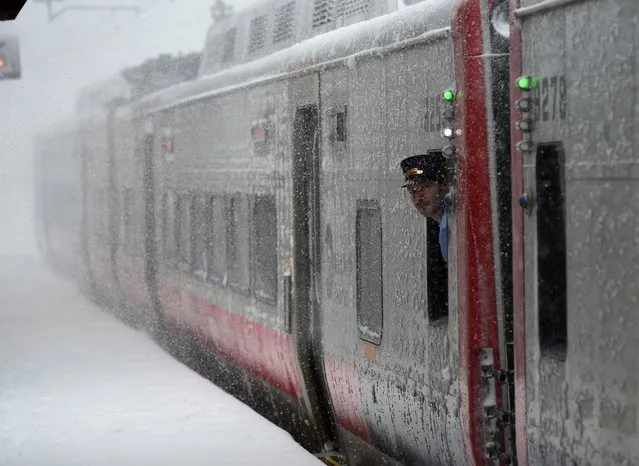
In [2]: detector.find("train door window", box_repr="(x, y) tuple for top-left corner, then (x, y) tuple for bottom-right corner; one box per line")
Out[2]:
(329, 106), (348, 151)
(356, 200), (383, 345)
(207, 196), (227, 284)
(176, 194), (192, 270)
(536, 143), (567, 359)
(228, 194), (250, 293)
(336, 107), (347, 142)
(192, 196), (209, 279)
(163, 190), (177, 264)
(427, 217), (448, 324)
(252, 195), (277, 302)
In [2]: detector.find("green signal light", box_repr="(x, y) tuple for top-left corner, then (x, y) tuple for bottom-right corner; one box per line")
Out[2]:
(516, 75), (539, 91)
(442, 89), (455, 102)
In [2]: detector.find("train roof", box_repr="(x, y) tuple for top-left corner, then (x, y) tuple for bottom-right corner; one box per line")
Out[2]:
(137, 0), (452, 113)
(76, 74), (132, 117)
(198, 0), (403, 78)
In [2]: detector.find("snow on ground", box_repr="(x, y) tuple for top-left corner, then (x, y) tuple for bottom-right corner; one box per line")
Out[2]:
(0, 256), (322, 466)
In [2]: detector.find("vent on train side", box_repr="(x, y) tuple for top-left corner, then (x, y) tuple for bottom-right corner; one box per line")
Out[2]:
(198, 0), (391, 78)
(313, 0), (372, 28)
(312, 0), (333, 28)
(248, 15), (268, 54)
(272, 2), (296, 43)
(336, 0), (369, 18)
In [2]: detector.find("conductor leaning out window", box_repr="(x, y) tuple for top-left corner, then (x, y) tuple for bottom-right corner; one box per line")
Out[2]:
(400, 153), (449, 261)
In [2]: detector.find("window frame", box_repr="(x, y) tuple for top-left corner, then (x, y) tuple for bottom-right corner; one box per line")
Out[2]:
(355, 199), (384, 346)
(175, 192), (193, 272)
(226, 193), (251, 295)
(162, 189), (177, 267)
(206, 194), (228, 285)
(251, 194), (278, 304)
(192, 194), (210, 280)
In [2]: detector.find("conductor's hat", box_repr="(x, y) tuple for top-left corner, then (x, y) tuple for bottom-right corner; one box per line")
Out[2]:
(400, 152), (447, 188)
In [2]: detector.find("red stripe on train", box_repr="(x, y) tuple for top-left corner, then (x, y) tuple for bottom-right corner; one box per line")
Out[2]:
(324, 353), (374, 444)
(116, 256), (152, 312)
(158, 283), (301, 399)
(453, 0), (501, 464)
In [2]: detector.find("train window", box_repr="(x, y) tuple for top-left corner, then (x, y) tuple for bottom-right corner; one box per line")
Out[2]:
(127, 189), (136, 252)
(118, 190), (127, 248)
(427, 217), (448, 323)
(174, 194), (183, 265)
(91, 190), (97, 236)
(94, 189), (109, 242)
(163, 190), (177, 264)
(252, 195), (277, 302)
(192, 196), (209, 279)
(251, 118), (272, 157)
(536, 143), (567, 359)
(228, 194), (250, 293)
(207, 196), (227, 284)
(336, 107), (347, 143)
(119, 189), (129, 252)
(221, 27), (236, 64)
(91, 190), (100, 237)
(176, 194), (193, 269)
(248, 16), (267, 55)
(356, 200), (383, 346)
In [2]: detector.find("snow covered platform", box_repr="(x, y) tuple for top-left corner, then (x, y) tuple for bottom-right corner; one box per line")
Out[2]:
(0, 256), (322, 466)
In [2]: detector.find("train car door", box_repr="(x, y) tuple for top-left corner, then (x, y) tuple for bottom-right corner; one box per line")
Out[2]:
(130, 114), (161, 332)
(510, 1), (639, 465)
(76, 137), (93, 296)
(289, 72), (343, 462)
(106, 104), (123, 302)
(141, 118), (159, 327)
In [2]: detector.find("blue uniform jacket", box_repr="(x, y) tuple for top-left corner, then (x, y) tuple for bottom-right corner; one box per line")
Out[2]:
(439, 209), (448, 262)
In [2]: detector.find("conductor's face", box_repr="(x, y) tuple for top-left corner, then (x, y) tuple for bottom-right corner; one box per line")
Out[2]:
(408, 182), (446, 221)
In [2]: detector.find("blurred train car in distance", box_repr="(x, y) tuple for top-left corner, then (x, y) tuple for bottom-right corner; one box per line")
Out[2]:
(33, 121), (84, 281)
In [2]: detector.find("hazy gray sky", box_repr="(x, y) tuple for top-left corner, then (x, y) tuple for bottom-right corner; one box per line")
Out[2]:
(0, 0), (259, 253)
(0, 0), (260, 178)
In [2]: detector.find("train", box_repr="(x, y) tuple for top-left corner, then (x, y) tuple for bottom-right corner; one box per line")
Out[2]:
(33, 0), (639, 465)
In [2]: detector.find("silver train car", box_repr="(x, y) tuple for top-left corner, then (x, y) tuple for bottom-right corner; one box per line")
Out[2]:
(33, 0), (639, 464)
(510, 0), (639, 464)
